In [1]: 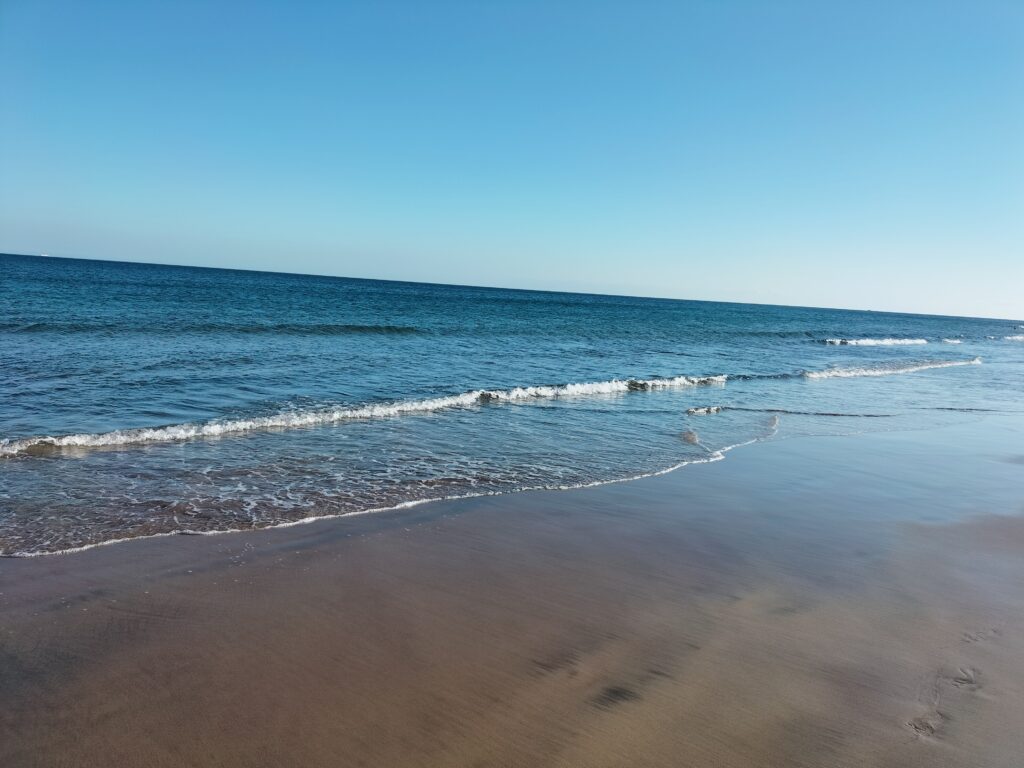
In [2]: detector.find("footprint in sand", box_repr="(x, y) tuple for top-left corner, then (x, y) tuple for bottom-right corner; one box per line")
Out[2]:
(950, 666), (980, 690)
(908, 711), (945, 738)
(961, 627), (1001, 644)
(906, 665), (984, 739)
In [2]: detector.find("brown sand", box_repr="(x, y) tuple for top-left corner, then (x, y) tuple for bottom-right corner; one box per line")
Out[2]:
(2, 423), (1024, 767)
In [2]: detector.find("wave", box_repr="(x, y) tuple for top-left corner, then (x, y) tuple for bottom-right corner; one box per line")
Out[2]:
(0, 321), (421, 336)
(4, 434), (767, 558)
(0, 374), (727, 457)
(942, 338), (962, 344)
(802, 358), (981, 379)
(686, 406), (722, 415)
(724, 357), (981, 384)
(823, 338), (928, 346)
(687, 406), (894, 417)
(0, 358), (982, 457)
(1006, 335), (1024, 342)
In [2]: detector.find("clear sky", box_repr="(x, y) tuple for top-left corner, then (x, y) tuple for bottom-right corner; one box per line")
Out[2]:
(2, 1), (1022, 318)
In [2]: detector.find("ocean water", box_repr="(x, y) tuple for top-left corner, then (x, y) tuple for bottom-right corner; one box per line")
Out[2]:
(2, 253), (1022, 555)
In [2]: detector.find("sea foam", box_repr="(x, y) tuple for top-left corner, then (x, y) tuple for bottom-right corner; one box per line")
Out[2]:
(823, 338), (928, 346)
(0, 374), (727, 456)
(686, 406), (722, 415)
(1, 357), (985, 456)
(802, 358), (981, 379)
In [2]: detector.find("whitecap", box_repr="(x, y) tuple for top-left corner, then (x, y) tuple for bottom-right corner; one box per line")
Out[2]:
(803, 358), (981, 379)
(0, 373), (727, 456)
(824, 338), (928, 346)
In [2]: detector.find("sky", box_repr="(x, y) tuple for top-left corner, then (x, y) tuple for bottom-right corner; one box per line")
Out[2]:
(1, 1), (1022, 318)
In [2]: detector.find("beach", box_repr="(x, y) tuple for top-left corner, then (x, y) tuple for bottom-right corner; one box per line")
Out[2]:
(6, 254), (1021, 559)
(4, 3), (1022, 765)
(3, 414), (1023, 767)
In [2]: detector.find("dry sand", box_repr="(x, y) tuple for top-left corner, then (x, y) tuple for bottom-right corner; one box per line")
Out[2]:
(2, 420), (1023, 767)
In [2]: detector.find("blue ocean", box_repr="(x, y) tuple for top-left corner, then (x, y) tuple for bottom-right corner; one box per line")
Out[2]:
(2, 253), (1022, 555)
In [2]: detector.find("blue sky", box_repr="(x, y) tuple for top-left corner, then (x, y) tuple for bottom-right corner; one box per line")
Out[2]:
(2, 1), (1022, 317)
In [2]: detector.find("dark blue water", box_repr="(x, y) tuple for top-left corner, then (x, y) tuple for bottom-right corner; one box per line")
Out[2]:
(2, 254), (1022, 555)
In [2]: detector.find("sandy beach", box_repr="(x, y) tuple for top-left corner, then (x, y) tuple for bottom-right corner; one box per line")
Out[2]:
(2, 416), (1024, 767)
(4, 4), (1022, 765)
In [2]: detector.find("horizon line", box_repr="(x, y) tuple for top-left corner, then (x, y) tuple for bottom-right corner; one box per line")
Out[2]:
(3, 250), (1021, 324)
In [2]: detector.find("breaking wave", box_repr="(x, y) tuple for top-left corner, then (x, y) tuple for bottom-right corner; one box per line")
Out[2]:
(823, 338), (928, 346)
(687, 406), (894, 417)
(0, 358), (983, 458)
(0, 374), (726, 456)
(801, 358), (981, 379)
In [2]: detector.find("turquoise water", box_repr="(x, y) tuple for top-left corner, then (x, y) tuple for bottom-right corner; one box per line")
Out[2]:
(2, 253), (1022, 555)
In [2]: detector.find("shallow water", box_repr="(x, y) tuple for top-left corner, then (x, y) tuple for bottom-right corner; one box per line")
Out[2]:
(2, 253), (1022, 554)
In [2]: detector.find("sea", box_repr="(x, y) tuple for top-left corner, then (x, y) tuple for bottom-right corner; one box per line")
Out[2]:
(2, 253), (1022, 556)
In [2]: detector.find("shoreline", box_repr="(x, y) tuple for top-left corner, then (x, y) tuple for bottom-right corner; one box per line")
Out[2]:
(2, 416), (1024, 766)
(1, 435), (756, 559)
(3, 397), (1003, 560)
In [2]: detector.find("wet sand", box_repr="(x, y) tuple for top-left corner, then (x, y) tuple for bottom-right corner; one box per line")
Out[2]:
(2, 417), (1024, 767)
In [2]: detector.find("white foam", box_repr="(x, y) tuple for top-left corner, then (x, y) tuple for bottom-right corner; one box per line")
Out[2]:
(824, 338), (928, 346)
(5, 435), (766, 558)
(942, 338), (962, 344)
(686, 406), (722, 415)
(1005, 335), (1024, 342)
(0, 373), (727, 456)
(803, 357), (981, 380)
